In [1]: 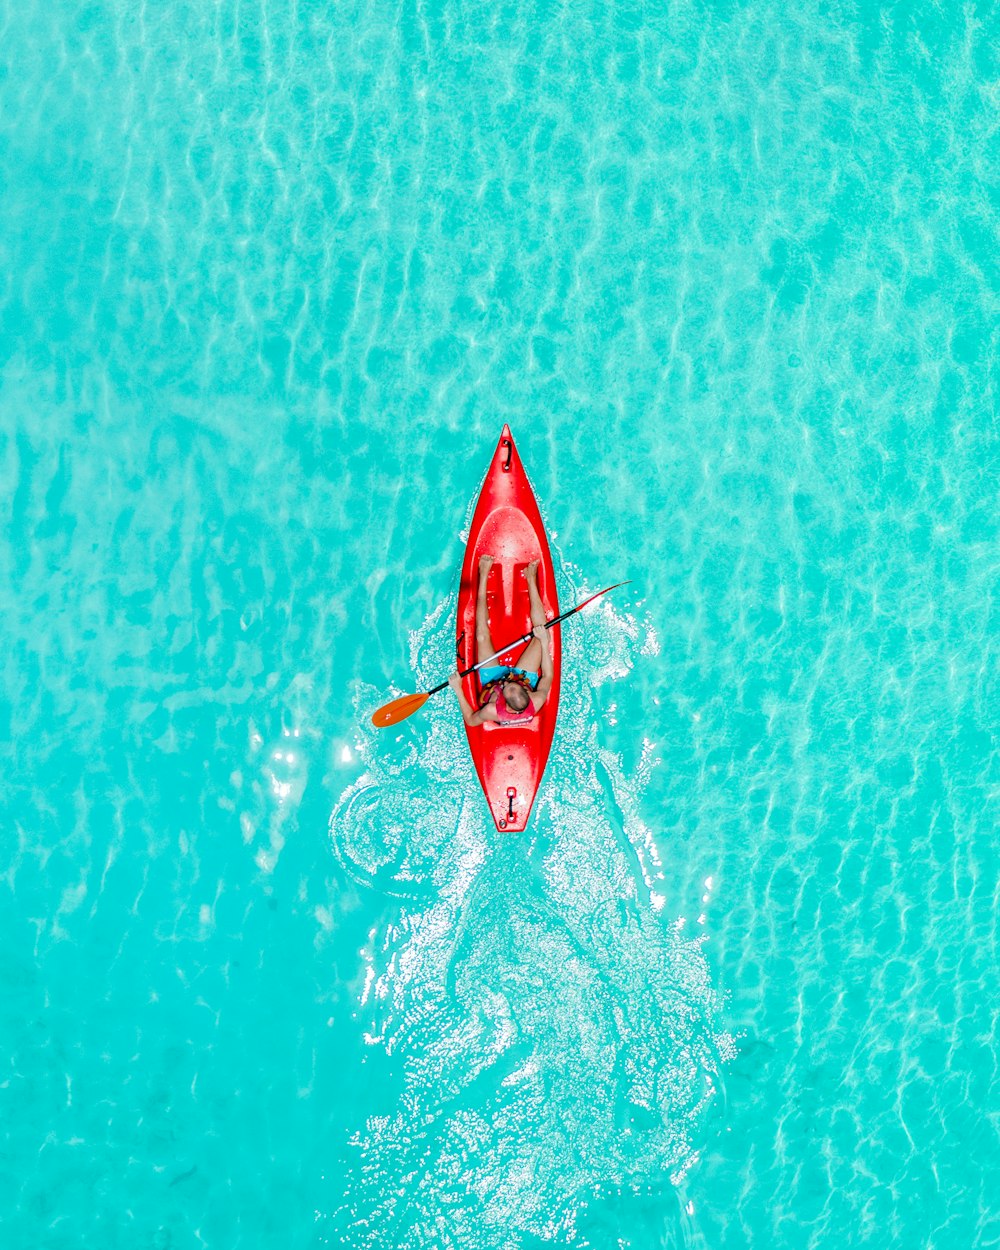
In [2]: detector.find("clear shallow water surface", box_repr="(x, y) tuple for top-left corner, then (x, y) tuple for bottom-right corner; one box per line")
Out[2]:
(1, 1), (998, 1247)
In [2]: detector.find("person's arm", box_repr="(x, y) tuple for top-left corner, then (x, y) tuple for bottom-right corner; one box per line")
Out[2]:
(531, 625), (554, 707)
(448, 672), (492, 726)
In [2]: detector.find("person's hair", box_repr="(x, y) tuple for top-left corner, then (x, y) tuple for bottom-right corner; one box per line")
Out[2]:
(505, 683), (530, 711)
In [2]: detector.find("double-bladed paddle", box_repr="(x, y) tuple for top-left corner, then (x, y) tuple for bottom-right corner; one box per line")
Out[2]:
(370, 581), (631, 728)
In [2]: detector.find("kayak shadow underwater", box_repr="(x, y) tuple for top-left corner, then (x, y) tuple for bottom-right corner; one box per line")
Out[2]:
(325, 580), (734, 1248)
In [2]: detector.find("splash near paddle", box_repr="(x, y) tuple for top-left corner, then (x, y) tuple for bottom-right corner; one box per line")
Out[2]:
(456, 425), (559, 831)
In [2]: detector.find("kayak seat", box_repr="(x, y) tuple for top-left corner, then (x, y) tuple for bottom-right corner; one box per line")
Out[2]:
(484, 717), (539, 734)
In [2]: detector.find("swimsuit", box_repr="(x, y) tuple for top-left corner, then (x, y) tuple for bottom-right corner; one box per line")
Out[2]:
(477, 663), (540, 688)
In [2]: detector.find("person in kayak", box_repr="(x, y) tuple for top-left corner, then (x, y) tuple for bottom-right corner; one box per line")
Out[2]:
(448, 555), (553, 726)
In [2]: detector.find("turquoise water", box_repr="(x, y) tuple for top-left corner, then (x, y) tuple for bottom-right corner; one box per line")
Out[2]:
(2, 0), (999, 1245)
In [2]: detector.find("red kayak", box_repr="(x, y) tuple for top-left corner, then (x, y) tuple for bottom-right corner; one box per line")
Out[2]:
(457, 426), (560, 831)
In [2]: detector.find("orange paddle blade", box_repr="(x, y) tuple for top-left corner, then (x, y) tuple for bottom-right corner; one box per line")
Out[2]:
(371, 691), (431, 728)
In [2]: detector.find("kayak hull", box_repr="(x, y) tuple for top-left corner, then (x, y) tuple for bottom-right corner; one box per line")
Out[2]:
(457, 426), (560, 831)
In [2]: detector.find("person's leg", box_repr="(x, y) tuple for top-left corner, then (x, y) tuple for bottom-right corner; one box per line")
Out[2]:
(514, 559), (545, 675)
(475, 555), (497, 662)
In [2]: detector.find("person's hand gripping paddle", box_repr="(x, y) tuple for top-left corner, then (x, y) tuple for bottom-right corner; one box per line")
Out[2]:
(370, 582), (630, 728)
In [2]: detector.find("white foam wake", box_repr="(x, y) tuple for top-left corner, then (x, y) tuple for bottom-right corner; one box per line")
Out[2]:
(324, 576), (733, 1247)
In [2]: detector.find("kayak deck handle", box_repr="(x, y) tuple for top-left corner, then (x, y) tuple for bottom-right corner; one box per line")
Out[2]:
(501, 438), (512, 471)
(498, 786), (518, 830)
